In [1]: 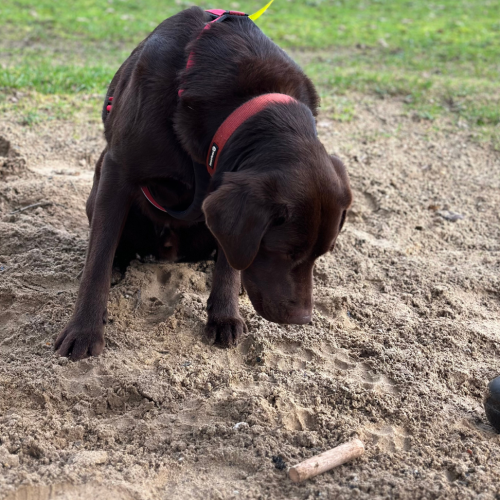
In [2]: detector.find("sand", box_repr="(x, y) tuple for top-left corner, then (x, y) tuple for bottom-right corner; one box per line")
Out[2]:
(0, 95), (499, 499)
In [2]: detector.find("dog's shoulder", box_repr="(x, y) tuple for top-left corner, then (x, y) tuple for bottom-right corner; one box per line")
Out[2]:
(146, 6), (206, 49)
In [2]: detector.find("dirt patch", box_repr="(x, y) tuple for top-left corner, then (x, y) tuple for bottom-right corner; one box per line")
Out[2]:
(1, 95), (499, 499)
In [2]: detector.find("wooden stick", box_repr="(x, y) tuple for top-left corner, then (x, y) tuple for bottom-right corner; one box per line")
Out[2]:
(10, 201), (53, 214)
(288, 439), (365, 483)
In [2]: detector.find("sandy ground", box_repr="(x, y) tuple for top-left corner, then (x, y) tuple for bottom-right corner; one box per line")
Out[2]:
(0, 94), (499, 500)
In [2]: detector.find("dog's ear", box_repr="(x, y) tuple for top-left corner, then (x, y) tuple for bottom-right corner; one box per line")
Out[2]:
(329, 154), (347, 178)
(203, 172), (272, 270)
(329, 155), (353, 208)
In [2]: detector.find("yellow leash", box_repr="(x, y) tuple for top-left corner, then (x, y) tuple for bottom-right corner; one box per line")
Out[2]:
(249, 0), (275, 21)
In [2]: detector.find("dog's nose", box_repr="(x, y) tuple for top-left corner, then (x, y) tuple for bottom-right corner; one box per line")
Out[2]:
(287, 310), (312, 325)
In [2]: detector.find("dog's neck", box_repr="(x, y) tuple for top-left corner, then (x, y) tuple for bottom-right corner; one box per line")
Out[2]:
(211, 102), (318, 181)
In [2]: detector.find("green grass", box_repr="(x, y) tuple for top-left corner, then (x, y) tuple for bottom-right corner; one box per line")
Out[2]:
(0, 0), (499, 140)
(2, 0), (499, 59)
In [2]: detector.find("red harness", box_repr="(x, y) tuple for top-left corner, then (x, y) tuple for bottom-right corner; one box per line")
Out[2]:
(106, 9), (297, 219)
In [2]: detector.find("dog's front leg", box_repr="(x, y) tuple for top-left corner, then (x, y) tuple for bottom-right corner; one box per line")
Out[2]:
(55, 154), (132, 360)
(204, 246), (247, 347)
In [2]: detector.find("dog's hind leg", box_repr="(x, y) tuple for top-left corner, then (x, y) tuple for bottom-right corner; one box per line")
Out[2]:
(55, 153), (133, 360)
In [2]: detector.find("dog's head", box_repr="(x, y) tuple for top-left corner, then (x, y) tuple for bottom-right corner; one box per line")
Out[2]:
(203, 141), (352, 325)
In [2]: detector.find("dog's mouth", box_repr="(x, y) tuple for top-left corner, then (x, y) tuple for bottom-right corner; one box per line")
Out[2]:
(257, 302), (312, 325)
(243, 282), (312, 325)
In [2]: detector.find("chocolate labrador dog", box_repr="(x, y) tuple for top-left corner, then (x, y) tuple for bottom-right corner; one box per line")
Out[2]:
(55, 6), (352, 360)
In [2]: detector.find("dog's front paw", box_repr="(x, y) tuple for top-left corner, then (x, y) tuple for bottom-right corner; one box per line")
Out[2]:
(54, 321), (105, 361)
(204, 316), (248, 348)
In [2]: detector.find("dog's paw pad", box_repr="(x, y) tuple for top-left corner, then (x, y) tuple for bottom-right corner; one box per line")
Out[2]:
(54, 323), (105, 361)
(204, 317), (247, 348)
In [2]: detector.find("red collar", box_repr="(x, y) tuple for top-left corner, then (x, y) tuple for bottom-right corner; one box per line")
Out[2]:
(206, 93), (296, 175)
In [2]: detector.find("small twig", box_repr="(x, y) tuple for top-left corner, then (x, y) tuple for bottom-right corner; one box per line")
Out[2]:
(10, 202), (53, 214)
(24, 285), (46, 293)
(76, 267), (84, 280)
(69, 180), (80, 195)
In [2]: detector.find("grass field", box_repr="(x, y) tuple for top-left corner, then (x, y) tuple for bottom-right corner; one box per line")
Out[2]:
(0, 0), (499, 143)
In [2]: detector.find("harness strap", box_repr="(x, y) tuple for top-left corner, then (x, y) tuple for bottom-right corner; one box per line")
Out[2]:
(179, 9), (247, 96)
(141, 186), (168, 213)
(141, 160), (210, 222)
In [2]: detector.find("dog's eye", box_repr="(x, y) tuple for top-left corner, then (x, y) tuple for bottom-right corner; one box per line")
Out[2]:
(339, 210), (347, 232)
(273, 216), (286, 227)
